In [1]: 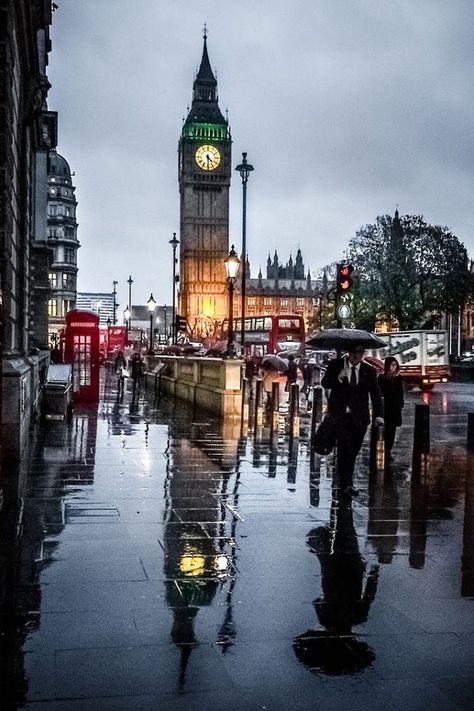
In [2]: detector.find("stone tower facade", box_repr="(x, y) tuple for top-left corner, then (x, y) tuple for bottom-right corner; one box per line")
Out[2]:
(47, 150), (80, 345)
(178, 30), (231, 337)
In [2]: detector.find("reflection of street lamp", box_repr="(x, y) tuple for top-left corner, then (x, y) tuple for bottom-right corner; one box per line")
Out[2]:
(235, 152), (254, 353)
(147, 293), (156, 355)
(224, 245), (241, 359)
(124, 306), (131, 346)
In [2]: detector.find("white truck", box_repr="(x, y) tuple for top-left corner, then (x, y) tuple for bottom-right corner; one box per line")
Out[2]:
(369, 330), (450, 391)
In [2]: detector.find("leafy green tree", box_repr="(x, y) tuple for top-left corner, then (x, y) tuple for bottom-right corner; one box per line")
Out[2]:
(347, 212), (474, 330)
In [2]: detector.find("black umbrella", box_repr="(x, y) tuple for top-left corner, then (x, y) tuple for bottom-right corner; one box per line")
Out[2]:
(306, 329), (387, 350)
(261, 354), (288, 372)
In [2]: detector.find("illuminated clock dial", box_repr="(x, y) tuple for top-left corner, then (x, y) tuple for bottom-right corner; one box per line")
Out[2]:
(195, 144), (221, 171)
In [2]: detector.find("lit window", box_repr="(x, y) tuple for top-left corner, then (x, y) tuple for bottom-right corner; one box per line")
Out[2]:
(296, 298), (304, 307)
(48, 299), (57, 317)
(49, 273), (57, 288)
(247, 297), (256, 307)
(280, 299), (288, 307)
(264, 298), (272, 306)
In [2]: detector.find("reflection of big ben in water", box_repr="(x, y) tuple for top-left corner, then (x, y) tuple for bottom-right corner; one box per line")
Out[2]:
(178, 27), (232, 336)
(163, 423), (237, 688)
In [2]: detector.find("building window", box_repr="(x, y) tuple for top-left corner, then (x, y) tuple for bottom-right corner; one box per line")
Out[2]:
(247, 297), (256, 307)
(49, 272), (57, 288)
(48, 204), (57, 216)
(48, 299), (58, 317)
(64, 248), (75, 264)
(296, 298), (304, 307)
(312, 298), (319, 307)
(280, 299), (288, 308)
(63, 299), (74, 316)
(65, 207), (72, 217)
(264, 298), (272, 307)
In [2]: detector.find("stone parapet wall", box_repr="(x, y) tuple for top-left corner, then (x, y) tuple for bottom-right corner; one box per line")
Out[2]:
(143, 355), (242, 418)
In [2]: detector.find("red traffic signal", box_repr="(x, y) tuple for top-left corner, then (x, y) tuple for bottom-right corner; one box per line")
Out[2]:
(337, 263), (354, 293)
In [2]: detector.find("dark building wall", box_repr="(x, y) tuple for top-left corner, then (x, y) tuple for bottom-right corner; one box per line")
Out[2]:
(0, 0), (54, 461)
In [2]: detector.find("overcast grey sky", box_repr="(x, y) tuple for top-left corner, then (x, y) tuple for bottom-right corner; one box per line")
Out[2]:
(48, 0), (474, 310)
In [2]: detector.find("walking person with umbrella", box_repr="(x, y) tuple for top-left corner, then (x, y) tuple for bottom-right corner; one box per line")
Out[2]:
(378, 356), (404, 461)
(318, 333), (384, 497)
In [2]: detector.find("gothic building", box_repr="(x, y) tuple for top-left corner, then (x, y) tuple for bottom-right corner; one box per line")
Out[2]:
(47, 150), (79, 344)
(178, 32), (324, 338)
(178, 29), (231, 337)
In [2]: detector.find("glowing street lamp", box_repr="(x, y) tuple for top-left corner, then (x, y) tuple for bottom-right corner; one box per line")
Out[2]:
(224, 245), (241, 359)
(124, 306), (131, 346)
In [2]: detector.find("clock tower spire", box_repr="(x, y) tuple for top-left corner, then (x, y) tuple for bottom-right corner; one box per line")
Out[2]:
(178, 30), (232, 337)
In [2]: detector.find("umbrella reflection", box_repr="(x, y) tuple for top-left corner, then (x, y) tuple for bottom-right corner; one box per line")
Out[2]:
(293, 500), (378, 675)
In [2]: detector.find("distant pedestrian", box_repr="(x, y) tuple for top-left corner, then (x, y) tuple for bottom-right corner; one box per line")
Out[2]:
(378, 357), (404, 461)
(114, 350), (127, 394)
(259, 365), (280, 410)
(285, 354), (298, 392)
(130, 352), (144, 396)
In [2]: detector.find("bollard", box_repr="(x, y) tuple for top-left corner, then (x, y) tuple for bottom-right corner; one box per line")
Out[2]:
(413, 403), (430, 455)
(254, 378), (264, 431)
(241, 377), (249, 424)
(313, 385), (323, 424)
(270, 381), (280, 434)
(289, 382), (300, 440)
(467, 413), (474, 453)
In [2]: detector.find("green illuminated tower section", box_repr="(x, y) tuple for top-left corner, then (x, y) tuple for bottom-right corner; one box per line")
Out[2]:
(178, 29), (231, 336)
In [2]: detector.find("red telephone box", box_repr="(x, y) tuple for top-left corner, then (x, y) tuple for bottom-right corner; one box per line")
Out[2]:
(64, 310), (100, 401)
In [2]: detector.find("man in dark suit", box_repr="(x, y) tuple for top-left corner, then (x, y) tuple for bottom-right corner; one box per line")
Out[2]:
(321, 345), (383, 496)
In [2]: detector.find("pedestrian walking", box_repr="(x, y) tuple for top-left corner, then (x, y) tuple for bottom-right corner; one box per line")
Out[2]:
(114, 350), (127, 394)
(130, 352), (144, 396)
(321, 345), (383, 497)
(259, 365), (280, 410)
(302, 357), (319, 408)
(285, 354), (298, 392)
(378, 356), (404, 461)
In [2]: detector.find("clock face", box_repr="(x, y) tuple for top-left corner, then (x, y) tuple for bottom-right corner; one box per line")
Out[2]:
(195, 144), (221, 171)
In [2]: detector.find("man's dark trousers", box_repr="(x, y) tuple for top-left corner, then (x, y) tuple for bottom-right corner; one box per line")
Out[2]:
(335, 414), (367, 488)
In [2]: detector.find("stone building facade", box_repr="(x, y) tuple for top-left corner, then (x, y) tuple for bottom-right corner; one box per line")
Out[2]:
(0, 0), (55, 461)
(47, 150), (79, 344)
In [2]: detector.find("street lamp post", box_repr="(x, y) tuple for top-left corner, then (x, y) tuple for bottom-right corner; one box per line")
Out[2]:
(224, 245), (241, 359)
(124, 306), (131, 346)
(127, 275), (133, 332)
(147, 293), (156, 355)
(112, 281), (118, 324)
(235, 152), (254, 355)
(106, 317), (111, 354)
(169, 233), (179, 344)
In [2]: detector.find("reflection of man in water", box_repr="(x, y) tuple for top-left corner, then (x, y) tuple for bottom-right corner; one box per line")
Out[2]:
(293, 501), (378, 674)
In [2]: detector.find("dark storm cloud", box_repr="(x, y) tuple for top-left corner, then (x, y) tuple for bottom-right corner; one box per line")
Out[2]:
(49, 0), (474, 306)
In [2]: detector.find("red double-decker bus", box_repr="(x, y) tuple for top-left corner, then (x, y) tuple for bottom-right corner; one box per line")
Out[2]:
(221, 313), (305, 359)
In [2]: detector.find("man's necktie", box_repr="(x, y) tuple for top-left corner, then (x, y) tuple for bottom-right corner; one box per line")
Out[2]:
(350, 366), (357, 387)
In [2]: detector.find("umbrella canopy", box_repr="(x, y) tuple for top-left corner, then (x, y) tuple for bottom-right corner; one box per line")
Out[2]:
(306, 329), (387, 351)
(363, 355), (385, 373)
(261, 354), (289, 372)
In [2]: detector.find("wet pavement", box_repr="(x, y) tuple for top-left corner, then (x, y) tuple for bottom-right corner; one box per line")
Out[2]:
(1, 372), (473, 710)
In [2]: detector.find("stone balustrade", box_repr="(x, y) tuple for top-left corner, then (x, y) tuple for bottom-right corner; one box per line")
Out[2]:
(143, 355), (243, 418)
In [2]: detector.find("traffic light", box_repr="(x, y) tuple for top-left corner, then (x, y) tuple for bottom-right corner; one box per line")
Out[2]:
(175, 314), (187, 333)
(336, 263), (354, 321)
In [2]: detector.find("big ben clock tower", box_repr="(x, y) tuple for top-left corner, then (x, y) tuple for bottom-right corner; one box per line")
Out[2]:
(178, 27), (231, 337)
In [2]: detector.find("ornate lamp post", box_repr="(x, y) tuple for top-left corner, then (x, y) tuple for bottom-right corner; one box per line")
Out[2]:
(224, 245), (241, 359)
(169, 233), (179, 344)
(127, 275), (133, 331)
(147, 293), (156, 355)
(235, 152), (254, 354)
(124, 306), (131, 346)
(112, 280), (118, 324)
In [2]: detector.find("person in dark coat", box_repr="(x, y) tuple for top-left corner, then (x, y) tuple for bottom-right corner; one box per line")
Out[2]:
(130, 352), (144, 396)
(378, 356), (404, 461)
(321, 345), (383, 496)
(285, 354), (298, 391)
(114, 350), (127, 394)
